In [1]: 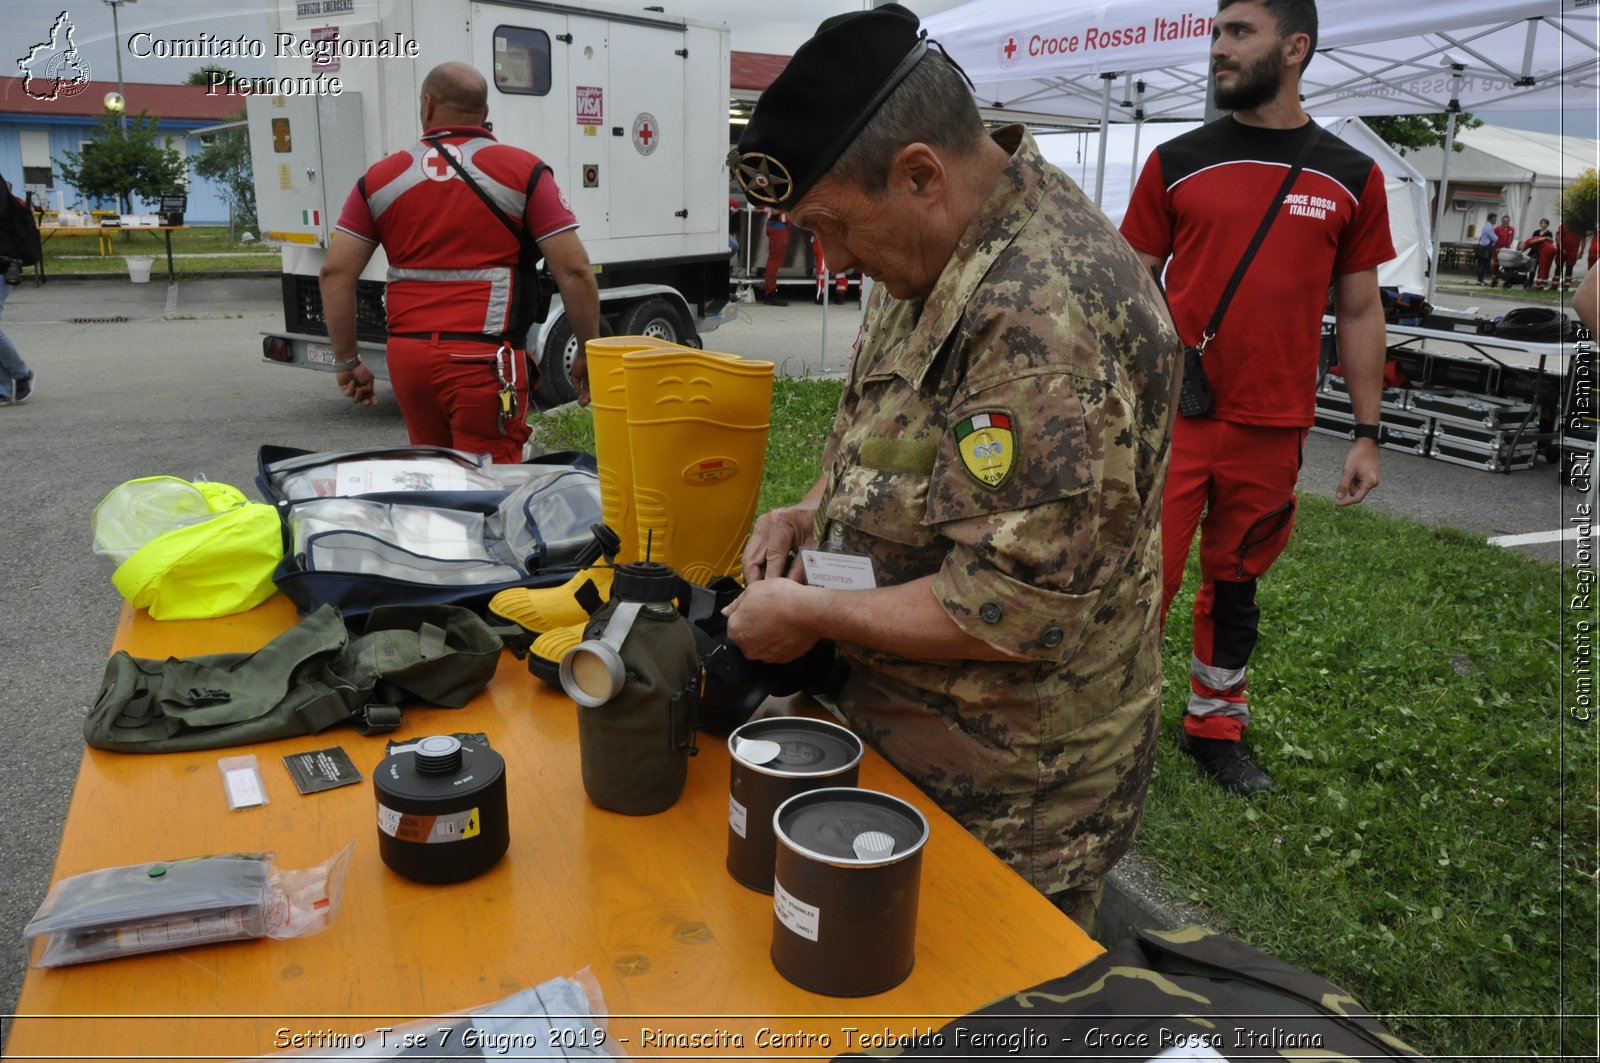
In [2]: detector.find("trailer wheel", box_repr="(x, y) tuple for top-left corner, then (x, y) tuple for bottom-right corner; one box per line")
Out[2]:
(619, 297), (693, 345)
(536, 318), (579, 406)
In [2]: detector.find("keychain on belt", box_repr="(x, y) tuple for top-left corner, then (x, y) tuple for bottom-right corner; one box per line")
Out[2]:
(493, 342), (517, 436)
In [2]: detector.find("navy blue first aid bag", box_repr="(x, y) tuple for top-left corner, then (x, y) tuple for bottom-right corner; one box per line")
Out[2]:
(257, 445), (602, 621)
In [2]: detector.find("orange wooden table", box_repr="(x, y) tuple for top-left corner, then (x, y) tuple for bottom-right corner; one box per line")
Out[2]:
(7, 597), (1100, 1061)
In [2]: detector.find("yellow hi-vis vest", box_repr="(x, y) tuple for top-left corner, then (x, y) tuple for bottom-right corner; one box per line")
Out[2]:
(94, 477), (283, 621)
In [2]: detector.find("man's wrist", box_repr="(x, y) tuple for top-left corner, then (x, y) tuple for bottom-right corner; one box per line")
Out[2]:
(1350, 422), (1380, 443)
(332, 355), (362, 373)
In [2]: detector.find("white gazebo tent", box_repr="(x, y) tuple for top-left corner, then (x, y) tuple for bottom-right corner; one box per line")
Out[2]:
(923, 0), (1600, 303)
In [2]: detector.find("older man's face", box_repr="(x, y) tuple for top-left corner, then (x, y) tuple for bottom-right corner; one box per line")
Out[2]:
(790, 173), (944, 301)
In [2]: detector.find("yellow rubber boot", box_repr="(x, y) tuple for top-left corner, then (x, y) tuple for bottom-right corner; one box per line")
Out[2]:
(488, 337), (678, 635)
(623, 349), (775, 585)
(489, 568), (614, 634)
(529, 623), (586, 672)
(590, 337), (691, 565)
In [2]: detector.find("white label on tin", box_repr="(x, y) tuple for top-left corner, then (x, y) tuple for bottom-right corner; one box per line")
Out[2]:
(774, 879), (820, 942)
(376, 802), (479, 843)
(729, 793), (748, 838)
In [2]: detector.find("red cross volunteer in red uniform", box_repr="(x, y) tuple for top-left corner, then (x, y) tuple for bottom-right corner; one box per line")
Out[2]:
(1121, 0), (1392, 795)
(320, 61), (602, 461)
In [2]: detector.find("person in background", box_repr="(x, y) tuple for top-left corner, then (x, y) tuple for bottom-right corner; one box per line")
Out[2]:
(1494, 214), (1516, 255)
(726, 4), (1178, 932)
(320, 62), (601, 456)
(1554, 221), (1581, 291)
(1522, 218), (1556, 290)
(759, 208), (791, 305)
(0, 177), (37, 407)
(811, 232), (852, 304)
(1474, 211), (1499, 286)
(1121, 0), (1392, 795)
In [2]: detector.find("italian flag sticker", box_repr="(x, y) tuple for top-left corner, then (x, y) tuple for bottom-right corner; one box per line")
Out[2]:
(301, 209), (320, 225)
(954, 411), (1015, 488)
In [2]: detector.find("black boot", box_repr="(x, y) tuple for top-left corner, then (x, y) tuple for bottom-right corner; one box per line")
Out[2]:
(1177, 731), (1276, 795)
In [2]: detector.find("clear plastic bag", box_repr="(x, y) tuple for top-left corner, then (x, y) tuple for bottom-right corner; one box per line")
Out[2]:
(24, 842), (354, 967)
(248, 969), (625, 1060)
(91, 477), (236, 570)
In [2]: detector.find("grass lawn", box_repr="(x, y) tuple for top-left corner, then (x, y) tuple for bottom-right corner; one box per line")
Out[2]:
(537, 377), (1596, 1061)
(37, 223), (280, 276)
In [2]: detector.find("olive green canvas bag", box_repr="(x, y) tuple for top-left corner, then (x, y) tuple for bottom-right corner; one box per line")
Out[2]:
(86, 605), (503, 753)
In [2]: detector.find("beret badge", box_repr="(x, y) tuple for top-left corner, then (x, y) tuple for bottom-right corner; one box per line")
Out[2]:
(728, 149), (795, 206)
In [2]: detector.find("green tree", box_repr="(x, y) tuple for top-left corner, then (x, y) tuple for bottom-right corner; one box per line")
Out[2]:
(193, 109), (256, 231)
(1558, 168), (1599, 236)
(55, 110), (187, 214)
(1367, 113), (1482, 155)
(187, 65), (237, 89)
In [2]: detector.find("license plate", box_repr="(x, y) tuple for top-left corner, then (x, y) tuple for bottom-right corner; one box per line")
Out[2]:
(306, 343), (335, 366)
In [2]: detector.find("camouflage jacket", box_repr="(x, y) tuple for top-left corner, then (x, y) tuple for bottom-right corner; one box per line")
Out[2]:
(817, 127), (1180, 895)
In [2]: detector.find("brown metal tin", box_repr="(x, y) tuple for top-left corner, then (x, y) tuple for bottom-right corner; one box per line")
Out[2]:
(769, 788), (929, 997)
(726, 717), (862, 892)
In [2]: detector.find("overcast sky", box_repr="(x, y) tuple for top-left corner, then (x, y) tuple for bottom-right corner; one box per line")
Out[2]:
(8, 0), (1587, 135)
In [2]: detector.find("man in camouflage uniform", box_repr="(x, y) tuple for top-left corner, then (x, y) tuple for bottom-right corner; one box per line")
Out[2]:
(724, 4), (1179, 930)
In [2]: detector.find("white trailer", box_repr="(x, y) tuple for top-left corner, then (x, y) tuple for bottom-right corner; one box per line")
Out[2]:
(247, 0), (732, 403)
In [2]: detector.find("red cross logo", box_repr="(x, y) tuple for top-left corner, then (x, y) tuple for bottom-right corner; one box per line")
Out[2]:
(421, 144), (463, 182)
(632, 112), (660, 156)
(999, 30), (1024, 69)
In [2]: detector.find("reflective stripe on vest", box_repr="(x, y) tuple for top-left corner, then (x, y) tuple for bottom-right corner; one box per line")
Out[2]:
(367, 138), (528, 224)
(363, 136), (532, 338)
(386, 266), (512, 336)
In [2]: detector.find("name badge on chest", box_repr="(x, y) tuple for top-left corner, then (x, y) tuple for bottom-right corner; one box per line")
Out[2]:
(801, 549), (877, 590)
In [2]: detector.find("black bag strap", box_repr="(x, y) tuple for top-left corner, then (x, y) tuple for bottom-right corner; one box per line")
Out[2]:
(422, 135), (546, 256)
(1196, 124), (1321, 352)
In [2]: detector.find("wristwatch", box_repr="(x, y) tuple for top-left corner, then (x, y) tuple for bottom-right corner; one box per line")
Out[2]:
(1350, 423), (1380, 442)
(331, 356), (361, 373)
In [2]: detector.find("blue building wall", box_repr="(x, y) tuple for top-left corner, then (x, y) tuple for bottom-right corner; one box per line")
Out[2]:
(0, 113), (233, 224)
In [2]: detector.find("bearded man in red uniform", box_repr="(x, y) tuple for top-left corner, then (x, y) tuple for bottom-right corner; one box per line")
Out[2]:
(1121, 0), (1392, 794)
(320, 62), (602, 460)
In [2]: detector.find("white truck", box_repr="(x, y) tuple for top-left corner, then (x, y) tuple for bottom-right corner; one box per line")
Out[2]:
(247, 0), (732, 404)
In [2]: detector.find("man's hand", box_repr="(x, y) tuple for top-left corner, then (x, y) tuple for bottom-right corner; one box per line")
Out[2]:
(723, 579), (821, 663)
(1335, 440), (1380, 505)
(742, 505), (817, 583)
(337, 362), (378, 407)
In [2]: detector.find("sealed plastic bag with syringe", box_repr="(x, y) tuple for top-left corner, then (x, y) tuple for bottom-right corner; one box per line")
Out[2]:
(23, 843), (353, 967)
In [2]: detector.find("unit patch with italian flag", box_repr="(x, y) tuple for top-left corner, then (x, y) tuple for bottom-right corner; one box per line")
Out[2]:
(954, 411), (1016, 488)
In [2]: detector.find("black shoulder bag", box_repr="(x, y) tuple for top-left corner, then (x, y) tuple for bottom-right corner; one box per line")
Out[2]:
(1179, 125), (1322, 418)
(423, 136), (554, 340)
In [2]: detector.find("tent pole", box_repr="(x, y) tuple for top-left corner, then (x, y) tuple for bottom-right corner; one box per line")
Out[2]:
(1130, 80), (1147, 186)
(1094, 73), (1115, 207)
(1426, 64), (1465, 307)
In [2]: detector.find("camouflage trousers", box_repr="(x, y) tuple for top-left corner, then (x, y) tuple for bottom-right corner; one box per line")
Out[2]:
(837, 652), (1161, 902)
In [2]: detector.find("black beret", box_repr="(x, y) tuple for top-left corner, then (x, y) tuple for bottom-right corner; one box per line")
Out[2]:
(730, 3), (927, 210)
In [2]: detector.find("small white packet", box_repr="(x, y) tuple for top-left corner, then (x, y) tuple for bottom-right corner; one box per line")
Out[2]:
(219, 754), (268, 810)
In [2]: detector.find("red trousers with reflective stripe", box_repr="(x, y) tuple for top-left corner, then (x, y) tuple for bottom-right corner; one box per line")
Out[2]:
(385, 336), (531, 464)
(763, 225), (789, 295)
(1161, 417), (1306, 740)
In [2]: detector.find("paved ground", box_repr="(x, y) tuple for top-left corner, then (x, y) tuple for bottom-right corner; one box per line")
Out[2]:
(0, 275), (1584, 1034)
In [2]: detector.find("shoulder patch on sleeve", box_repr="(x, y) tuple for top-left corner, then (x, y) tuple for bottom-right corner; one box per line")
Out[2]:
(953, 410), (1016, 489)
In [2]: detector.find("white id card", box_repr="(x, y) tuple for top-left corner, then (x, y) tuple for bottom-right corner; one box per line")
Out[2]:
(800, 549), (877, 589)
